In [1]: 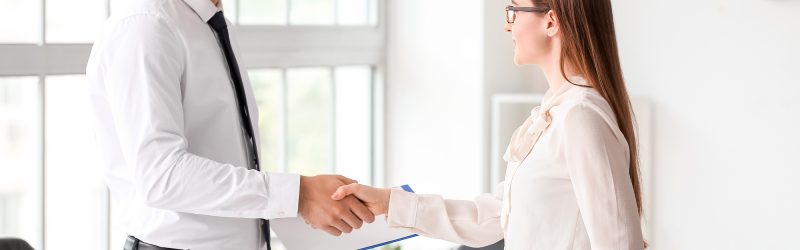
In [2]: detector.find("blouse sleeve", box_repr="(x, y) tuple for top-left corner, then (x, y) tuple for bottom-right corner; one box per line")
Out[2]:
(385, 183), (505, 248)
(560, 103), (644, 250)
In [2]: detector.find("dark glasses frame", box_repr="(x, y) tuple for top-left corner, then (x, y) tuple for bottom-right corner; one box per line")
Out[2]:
(505, 5), (551, 23)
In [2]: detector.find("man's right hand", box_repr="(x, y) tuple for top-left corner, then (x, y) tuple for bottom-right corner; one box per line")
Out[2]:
(298, 175), (376, 236)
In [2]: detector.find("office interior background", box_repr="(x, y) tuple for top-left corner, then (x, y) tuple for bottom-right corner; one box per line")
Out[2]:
(1, 0), (799, 249)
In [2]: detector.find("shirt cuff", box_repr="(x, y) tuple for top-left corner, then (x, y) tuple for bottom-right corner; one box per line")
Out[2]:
(265, 172), (300, 219)
(386, 188), (419, 228)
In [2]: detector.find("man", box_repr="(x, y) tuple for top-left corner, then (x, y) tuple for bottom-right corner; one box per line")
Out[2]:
(86, 0), (373, 249)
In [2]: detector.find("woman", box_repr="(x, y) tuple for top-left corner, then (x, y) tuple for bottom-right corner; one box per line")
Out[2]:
(332, 0), (644, 248)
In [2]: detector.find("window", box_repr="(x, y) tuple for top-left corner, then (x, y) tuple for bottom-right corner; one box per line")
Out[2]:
(0, 0), (385, 249)
(0, 77), (42, 248)
(44, 75), (108, 250)
(239, 0), (287, 25)
(0, 0), (41, 43)
(332, 66), (373, 183)
(235, 0), (377, 25)
(46, 0), (107, 43)
(249, 66), (374, 179)
(248, 66), (375, 249)
(286, 67), (334, 175)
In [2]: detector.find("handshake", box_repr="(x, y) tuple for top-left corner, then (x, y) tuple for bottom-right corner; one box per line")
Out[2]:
(297, 175), (391, 236)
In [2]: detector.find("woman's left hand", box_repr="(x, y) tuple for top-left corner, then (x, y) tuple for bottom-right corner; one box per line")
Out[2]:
(331, 183), (391, 216)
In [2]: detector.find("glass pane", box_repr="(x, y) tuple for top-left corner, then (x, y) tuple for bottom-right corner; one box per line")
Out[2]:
(286, 68), (332, 176)
(249, 69), (284, 173)
(0, 0), (41, 43)
(0, 77), (42, 249)
(46, 0), (107, 43)
(290, 0), (334, 25)
(240, 0), (286, 25)
(45, 75), (108, 250)
(333, 66), (371, 184)
(336, 0), (368, 26)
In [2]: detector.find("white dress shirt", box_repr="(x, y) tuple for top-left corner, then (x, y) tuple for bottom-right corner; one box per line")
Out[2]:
(86, 0), (299, 249)
(387, 77), (644, 249)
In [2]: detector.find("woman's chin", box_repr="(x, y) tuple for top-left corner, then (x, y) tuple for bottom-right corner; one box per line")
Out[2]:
(513, 51), (530, 65)
(513, 56), (527, 65)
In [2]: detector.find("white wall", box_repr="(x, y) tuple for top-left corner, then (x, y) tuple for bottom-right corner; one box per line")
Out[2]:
(383, 0), (542, 195)
(384, 0), (486, 248)
(612, 1), (800, 249)
(384, 0), (484, 198)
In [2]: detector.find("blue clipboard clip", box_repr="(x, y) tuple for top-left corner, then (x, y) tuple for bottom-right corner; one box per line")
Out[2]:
(358, 184), (419, 250)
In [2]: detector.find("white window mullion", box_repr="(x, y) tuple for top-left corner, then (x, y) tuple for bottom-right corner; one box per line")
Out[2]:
(234, 0), (240, 24)
(40, 0), (46, 45)
(333, 0), (339, 26)
(280, 69), (289, 174)
(237, 26), (383, 68)
(285, 0), (291, 25)
(364, 0), (371, 25)
(37, 75), (46, 250)
(371, 65), (384, 187)
(0, 45), (93, 76)
(329, 67), (337, 174)
(39, 0), (47, 246)
(368, 66), (375, 186)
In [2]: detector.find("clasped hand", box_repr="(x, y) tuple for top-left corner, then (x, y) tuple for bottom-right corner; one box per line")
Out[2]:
(297, 174), (391, 236)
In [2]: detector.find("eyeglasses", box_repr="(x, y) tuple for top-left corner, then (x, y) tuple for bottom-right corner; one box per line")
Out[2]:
(505, 5), (550, 24)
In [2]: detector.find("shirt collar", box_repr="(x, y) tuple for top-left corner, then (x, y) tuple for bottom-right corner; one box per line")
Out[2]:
(182, 0), (223, 23)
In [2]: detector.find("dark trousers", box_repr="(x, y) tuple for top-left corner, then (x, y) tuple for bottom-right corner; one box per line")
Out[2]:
(123, 236), (181, 250)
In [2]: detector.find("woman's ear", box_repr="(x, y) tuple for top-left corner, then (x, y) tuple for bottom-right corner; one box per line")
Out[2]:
(545, 10), (559, 37)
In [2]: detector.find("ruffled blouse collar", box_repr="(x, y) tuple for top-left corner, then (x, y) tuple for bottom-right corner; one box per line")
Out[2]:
(503, 76), (590, 164)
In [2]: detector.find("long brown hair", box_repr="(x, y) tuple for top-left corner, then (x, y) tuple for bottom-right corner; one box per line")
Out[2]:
(531, 0), (643, 216)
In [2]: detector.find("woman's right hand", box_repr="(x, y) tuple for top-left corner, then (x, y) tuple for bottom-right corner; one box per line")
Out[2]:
(331, 183), (391, 216)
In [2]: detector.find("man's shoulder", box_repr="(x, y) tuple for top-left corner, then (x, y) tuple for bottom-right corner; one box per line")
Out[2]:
(88, 0), (186, 71)
(101, 0), (191, 41)
(109, 0), (182, 25)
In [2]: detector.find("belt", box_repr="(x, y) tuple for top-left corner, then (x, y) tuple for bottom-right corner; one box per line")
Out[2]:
(123, 236), (182, 250)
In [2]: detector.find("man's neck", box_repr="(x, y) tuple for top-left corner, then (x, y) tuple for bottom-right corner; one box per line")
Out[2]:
(211, 0), (220, 7)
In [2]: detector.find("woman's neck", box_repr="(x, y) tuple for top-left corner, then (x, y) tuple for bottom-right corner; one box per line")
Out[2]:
(541, 58), (578, 92)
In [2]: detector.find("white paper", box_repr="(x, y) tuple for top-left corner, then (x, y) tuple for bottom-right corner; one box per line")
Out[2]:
(271, 214), (416, 250)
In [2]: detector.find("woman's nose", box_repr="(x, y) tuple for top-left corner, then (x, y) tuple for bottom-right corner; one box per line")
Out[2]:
(504, 22), (512, 32)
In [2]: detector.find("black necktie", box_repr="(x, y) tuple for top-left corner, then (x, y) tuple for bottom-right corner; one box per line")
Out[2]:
(207, 11), (271, 250)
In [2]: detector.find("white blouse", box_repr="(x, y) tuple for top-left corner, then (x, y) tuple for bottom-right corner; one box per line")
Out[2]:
(386, 77), (644, 249)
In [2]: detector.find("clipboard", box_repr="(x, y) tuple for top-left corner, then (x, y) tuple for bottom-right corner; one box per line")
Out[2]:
(270, 185), (419, 250)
